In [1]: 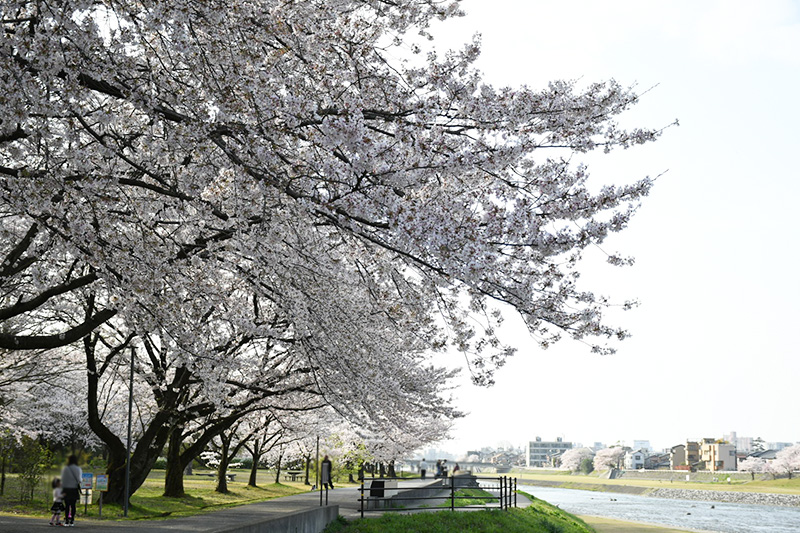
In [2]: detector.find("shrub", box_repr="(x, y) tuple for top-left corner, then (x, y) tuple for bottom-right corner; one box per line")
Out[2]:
(14, 437), (51, 501)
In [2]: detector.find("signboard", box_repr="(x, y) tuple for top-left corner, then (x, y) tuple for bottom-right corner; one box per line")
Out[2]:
(96, 474), (108, 492)
(80, 489), (92, 505)
(81, 473), (93, 490)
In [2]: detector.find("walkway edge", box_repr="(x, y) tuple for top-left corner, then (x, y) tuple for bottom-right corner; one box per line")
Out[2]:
(211, 505), (339, 533)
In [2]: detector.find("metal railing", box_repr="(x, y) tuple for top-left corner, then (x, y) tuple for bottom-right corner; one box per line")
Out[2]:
(358, 475), (517, 518)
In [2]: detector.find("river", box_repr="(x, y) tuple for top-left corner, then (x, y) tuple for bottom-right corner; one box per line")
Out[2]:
(520, 485), (800, 533)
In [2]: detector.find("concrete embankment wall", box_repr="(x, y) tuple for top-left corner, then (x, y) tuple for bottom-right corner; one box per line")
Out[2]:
(214, 505), (339, 533)
(520, 479), (649, 495)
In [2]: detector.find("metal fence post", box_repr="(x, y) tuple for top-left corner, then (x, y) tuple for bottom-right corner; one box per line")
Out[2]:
(360, 479), (364, 519)
(499, 476), (504, 510)
(450, 474), (455, 511)
(514, 477), (517, 508)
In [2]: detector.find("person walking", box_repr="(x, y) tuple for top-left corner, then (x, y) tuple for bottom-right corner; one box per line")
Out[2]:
(49, 478), (65, 526)
(419, 458), (428, 479)
(60, 455), (82, 527)
(321, 455), (334, 490)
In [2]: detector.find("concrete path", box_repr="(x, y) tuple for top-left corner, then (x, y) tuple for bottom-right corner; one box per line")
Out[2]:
(0, 488), (344, 532)
(0, 480), (451, 532)
(0, 478), (531, 532)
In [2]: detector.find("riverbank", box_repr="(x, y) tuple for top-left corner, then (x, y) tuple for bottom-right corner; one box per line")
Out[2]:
(517, 478), (800, 507)
(579, 515), (696, 533)
(488, 470), (800, 507)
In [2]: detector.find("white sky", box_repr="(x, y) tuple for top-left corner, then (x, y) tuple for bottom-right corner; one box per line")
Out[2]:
(425, 0), (800, 454)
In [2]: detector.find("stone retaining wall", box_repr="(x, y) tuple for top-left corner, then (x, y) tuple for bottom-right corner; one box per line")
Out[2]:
(647, 488), (800, 507)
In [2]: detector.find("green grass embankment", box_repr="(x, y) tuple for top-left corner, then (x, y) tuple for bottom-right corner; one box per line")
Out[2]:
(436, 487), (499, 508)
(488, 471), (800, 496)
(325, 492), (593, 533)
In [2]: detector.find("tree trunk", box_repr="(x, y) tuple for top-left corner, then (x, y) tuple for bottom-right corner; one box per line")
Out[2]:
(248, 450), (261, 487)
(164, 429), (186, 497)
(248, 457), (259, 487)
(84, 335), (178, 505)
(304, 454), (311, 485)
(274, 452), (283, 484)
(215, 438), (231, 494)
(1, 454), (6, 495)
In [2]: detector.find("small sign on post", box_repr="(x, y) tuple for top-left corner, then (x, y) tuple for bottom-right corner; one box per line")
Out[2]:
(81, 474), (93, 516)
(96, 475), (108, 518)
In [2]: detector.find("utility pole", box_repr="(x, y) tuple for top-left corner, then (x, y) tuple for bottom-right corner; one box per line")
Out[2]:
(123, 347), (135, 517)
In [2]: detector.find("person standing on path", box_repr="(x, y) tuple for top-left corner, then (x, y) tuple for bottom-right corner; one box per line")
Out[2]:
(321, 455), (334, 490)
(49, 478), (65, 526)
(60, 455), (82, 527)
(419, 458), (428, 479)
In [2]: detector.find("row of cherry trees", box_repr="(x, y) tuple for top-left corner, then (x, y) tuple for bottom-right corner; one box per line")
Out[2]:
(738, 446), (800, 480)
(2, 0), (662, 504)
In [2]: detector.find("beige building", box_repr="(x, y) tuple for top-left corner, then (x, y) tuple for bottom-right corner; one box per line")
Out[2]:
(669, 441), (703, 470)
(670, 444), (686, 469)
(700, 438), (737, 471)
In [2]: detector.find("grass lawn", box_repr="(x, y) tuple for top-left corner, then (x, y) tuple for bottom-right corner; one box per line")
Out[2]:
(325, 495), (594, 533)
(483, 471), (800, 495)
(0, 468), (308, 520)
(436, 487), (498, 508)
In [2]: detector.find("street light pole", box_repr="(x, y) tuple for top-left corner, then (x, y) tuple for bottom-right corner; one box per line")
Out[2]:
(123, 347), (135, 517)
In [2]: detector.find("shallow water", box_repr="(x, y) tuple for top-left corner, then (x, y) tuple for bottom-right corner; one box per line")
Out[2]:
(518, 485), (800, 533)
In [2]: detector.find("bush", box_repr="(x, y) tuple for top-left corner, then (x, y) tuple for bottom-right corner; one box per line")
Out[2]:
(153, 457), (168, 470)
(13, 437), (51, 501)
(579, 458), (594, 475)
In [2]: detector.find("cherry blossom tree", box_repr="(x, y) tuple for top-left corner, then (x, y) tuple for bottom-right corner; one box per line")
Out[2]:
(770, 445), (800, 479)
(560, 448), (594, 472)
(2, 0), (668, 504)
(737, 456), (767, 480)
(593, 447), (625, 471)
(2, 0), (665, 379)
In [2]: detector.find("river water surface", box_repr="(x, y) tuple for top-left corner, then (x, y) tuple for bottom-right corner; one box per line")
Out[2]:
(520, 485), (800, 533)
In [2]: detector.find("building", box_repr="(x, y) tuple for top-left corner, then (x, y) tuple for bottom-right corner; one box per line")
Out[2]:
(700, 438), (736, 471)
(670, 444), (686, 469)
(686, 441), (701, 467)
(767, 442), (794, 451)
(632, 440), (651, 452)
(748, 449), (780, 462)
(645, 452), (671, 470)
(724, 431), (753, 454)
(526, 437), (573, 467)
(670, 441), (701, 470)
(625, 449), (647, 470)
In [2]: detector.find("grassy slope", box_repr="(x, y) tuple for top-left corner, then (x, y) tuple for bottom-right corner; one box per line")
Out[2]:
(436, 487), (499, 507)
(488, 471), (800, 495)
(326, 495), (594, 533)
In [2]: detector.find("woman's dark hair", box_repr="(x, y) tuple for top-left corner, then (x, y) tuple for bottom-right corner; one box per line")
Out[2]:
(52, 477), (61, 488)
(67, 455), (78, 466)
